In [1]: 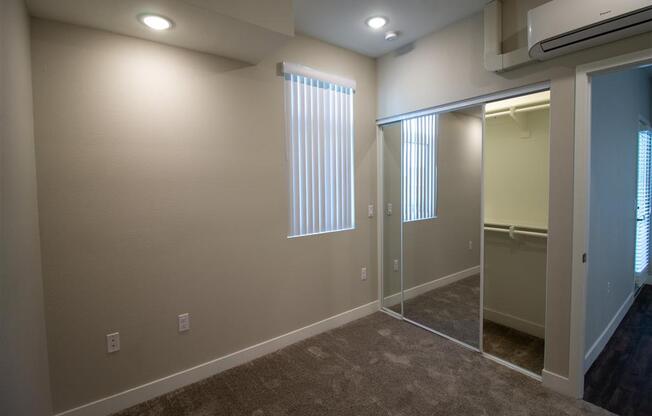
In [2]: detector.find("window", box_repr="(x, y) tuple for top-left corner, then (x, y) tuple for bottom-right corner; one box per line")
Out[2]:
(635, 121), (652, 273)
(402, 114), (437, 222)
(282, 63), (355, 237)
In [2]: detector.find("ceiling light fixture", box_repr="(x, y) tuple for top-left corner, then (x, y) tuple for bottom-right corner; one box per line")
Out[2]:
(139, 14), (173, 31)
(384, 31), (399, 41)
(365, 16), (388, 30)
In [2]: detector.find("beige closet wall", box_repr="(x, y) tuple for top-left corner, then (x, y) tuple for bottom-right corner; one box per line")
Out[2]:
(0, 1), (52, 415)
(483, 108), (550, 338)
(484, 109), (550, 228)
(31, 19), (377, 412)
(376, 2), (652, 378)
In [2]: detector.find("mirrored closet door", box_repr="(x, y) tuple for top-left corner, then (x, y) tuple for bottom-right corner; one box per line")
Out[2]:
(381, 122), (403, 315)
(381, 107), (483, 349)
(482, 91), (550, 374)
(401, 107), (483, 348)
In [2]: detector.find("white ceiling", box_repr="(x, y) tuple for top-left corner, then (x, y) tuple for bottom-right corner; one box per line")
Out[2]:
(26, 0), (489, 62)
(26, 0), (294, 64)
(294, 0), (488, 58)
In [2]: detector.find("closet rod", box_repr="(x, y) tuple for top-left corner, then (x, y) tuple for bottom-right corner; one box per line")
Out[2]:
(484, 226), (548, 239)
(484, 221), (547, 232)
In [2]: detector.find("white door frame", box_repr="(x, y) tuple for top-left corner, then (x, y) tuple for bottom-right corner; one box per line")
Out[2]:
(569, 47), (652, 398)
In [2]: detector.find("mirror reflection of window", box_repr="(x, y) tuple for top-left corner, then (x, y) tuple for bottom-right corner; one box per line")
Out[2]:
(401, 114), (437, 222)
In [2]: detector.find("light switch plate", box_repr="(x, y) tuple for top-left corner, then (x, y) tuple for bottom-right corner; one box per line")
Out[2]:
(368, 204), (375, 218)
(178, 313), (190, 332)
(361, 267), (367, 280)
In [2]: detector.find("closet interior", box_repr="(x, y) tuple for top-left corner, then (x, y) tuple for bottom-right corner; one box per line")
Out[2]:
(482, 91), (550, 375)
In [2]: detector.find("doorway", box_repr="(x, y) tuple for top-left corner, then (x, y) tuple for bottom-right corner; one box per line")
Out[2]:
(576, 62), (652, 416)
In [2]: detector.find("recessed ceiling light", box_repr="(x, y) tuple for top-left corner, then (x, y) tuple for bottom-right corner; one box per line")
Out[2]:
(384, 31), (399, 41)
(139, 14), (173, 31)
(365, 16), (388, 30)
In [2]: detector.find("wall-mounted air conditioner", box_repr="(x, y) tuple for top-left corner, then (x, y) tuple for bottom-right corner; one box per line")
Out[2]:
(528, 0), (652, 60)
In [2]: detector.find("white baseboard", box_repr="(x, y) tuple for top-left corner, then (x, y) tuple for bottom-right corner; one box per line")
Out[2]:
(483, 352), (541, 381)
(542, 370), (580, 398)
(483, 307), (545, 338)
(583, 291), (634, 372)
(55, 300), (380, 416)
(383, 265), (480, 307)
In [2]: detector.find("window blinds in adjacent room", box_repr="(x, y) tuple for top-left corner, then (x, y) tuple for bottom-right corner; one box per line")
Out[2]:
(282, 63), (355, 237)
(402, 114), (438, 222)
(635, 124), (652, 273)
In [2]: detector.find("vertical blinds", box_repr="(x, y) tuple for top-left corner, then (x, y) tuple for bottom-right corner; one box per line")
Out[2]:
(402, 114), (438, 222)
(284, 72), (355, 237)
(635, 127), (652, 273)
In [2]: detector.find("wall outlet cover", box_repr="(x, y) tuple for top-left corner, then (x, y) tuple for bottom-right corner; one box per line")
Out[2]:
(106, 332), (120, 353)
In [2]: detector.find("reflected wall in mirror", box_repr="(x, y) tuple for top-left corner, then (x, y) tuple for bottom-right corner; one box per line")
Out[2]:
(482, 91), (550, 374)
(381, 122), (402, 314)
(402, 107), (483, 348)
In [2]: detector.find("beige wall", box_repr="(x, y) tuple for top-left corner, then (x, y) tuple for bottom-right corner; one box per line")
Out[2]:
(31, 19), (377, 412)
(586, 68), (652, 356)
(483, 108), (550, 338)
(376, 7), (652, 379)
(0, 1), (52, 415)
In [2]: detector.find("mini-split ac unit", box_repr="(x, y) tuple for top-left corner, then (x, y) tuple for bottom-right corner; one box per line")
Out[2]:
(528, 0), (652, 60)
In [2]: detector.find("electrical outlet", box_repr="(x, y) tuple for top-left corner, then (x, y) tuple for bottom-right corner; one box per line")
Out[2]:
(393, 259), (399, 272)
(368, 204), (375, 218)
(468, 240), (473, 250)
(361, 267), (367, 281)
(607, 281), (612, 294)
(178, 313), (190, 333)
(386, 203), (393, 216)
(106, 332), (120, 353)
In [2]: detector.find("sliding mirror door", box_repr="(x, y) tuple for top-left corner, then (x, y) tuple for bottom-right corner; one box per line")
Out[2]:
(401, 107), (483, 348)
(381, 122), (403, 314)
(482, 91), (549, 374)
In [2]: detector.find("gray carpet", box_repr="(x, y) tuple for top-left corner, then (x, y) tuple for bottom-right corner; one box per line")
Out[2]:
(483, 320), (545, 375)
(401, 275), (480, 347)
(390, 275), (545, 374)
(113, 312), (613, 416)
